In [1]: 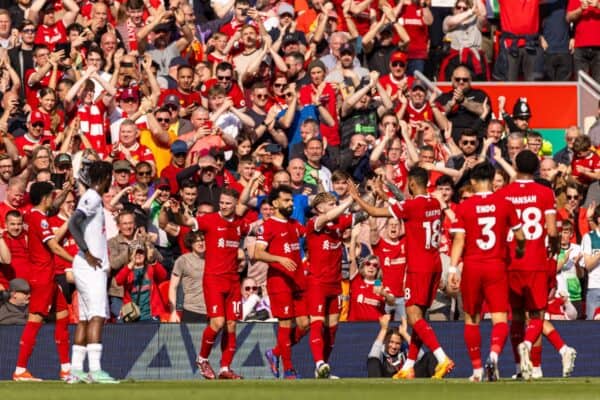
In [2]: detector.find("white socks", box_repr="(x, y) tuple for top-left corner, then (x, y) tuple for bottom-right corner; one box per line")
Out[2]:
(72, 345), (87, 371)
(433, 348), (447, 363)
(87, 343), (103, 372)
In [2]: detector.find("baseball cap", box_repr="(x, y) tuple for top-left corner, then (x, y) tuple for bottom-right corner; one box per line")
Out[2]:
(339, 42), (355, 55)
(411, 80), (427, 92)
(171, 140), (188, 155)
(113, 159), (132, 172)
(54, 153), (72, 166)
(9, 278), (30, 293)
(390, 51), (407, 64)
(118, 87), (140, 101)
(282, 33), (300, 46)
(163, 94), (181, 109)
(277, 2), (295, 16)
(169, 56), (189, 68)
(30, 110), (45, 125)
(156, 177), (170, 190)
(129, 240), (146, 253)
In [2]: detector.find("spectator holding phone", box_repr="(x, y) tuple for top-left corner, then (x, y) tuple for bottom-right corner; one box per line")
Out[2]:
(241, 277), (272, 321)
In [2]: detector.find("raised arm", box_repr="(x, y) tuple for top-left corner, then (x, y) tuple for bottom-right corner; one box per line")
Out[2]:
(348, 182), (392, 218)
(314, 196), (354, 230)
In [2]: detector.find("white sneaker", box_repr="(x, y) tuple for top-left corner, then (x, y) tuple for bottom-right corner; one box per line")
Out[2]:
(561, 347), (577, 377)
(531, 366), (543, 379)
(518, 343), (533, 381)
(468, 373), (483, 382)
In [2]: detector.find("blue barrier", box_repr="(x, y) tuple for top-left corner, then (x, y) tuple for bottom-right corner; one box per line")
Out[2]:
(1, 321), (599, 380)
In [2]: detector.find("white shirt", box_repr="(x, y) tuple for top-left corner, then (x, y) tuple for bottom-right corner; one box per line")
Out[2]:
(77, 189), (109, 271)
(581, 231), (600, 289)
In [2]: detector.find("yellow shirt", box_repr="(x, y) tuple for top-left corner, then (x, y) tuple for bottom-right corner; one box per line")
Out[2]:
(139, 125), (178, 175)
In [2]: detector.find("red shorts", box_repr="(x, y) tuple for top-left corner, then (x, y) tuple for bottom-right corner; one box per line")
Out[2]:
(28, 281), (68, 316)
(269, 290), (307, 319)
(461, 263), (508, 316)
(508, 270), (548, 311)
(203, 275), (241, 320)
(307, 283), (341, 317)
(404, 271), (441, 308)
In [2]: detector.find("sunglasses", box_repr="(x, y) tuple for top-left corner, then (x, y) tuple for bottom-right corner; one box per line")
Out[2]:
(121, 62), (134, 68)
(365, 261), (379, 267)
(22, 28), (36, 34)
(136, 171), (152, 176)
(217, 75), (232, 81)
(391, 61), (406, 68)
(173, 152), (187, 157)
(273, 83), (286, 88)
(461, 140), (477, 145)
(566, 195), (579, 200)
(32, 122), (44, 128)
(115, 169), (130, 173)
(120, 98), (137, 103)
(244, 286), (258, 291)
(454, 77), (470, 83)
(455, 5), (468, 10)
(157, 118), (170, 123)
(256, 94), (269, 99)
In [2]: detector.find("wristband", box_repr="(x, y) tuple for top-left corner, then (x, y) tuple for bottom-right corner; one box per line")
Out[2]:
(448, 266), (458, 274)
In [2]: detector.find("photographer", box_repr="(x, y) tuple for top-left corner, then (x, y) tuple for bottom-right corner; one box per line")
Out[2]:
(367, 314), (436, 378)
(0, 278), (30, 325)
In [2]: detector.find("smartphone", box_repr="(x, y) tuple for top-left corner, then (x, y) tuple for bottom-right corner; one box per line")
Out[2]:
(51, 173), (66, 189)
(203, 120), (213, 130)
(319, 94), (330, 104)
(241, 8), (248, 16)
(54, 42), (71, 57)
(265, 143), (282, 154)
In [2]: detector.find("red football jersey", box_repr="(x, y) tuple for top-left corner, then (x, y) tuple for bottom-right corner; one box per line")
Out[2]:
(450, 192), (521, 266)
(389, 195), (442, 273)
(397, 3), (429, 59)
(306, 214), (353, 287)
(3, 231), (29, 279)
(498, 180), (556, 271)
(256, 217), (305, 292)
(348, 274), (385, 321)
(25, 208), (55, 284)
(196, 212), (249, 280)
(373, 237), (407, 297)
(49, 215), (78, 275)
(34, 21), (67, 51)
(571, 152), (600, 185)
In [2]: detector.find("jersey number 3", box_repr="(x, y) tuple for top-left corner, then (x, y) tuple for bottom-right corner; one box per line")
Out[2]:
(476, 217), (496, 250)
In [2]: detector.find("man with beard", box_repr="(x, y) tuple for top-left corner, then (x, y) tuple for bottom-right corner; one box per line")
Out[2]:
(284, 52), (310, 88)
(326, 43), (369, 91)
(254, 185), (307, 379)
(233, 25), (261, 79)
(159, 65), (202, 118)
(138, 9), (194, 76)
(436, 66), (490, 142)
(0, 154), (14, 202)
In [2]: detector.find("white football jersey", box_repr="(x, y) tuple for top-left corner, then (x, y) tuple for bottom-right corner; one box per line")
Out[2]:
(75, 188), (109, 271)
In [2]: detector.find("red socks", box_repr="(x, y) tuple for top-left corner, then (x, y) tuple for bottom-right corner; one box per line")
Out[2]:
(220, 331), (236, 368)
(272, 326), (308, 357)
(407, 329), (423, 361)
(277, 326), (293, 370)
(17, 321), (42, 368)
(510, 320), (525, 363)
(524, 318), (543, 345)
(464, 324), (482, 369)
(490, 322), (509, 355)
(199, 326), (218, 359)
(309, 320), (325, 363)
(546, 329), (565, 352)
(54, 317), (70, 364)
(531, 344), (542, 367)
(323, 324), (338, 362)
(412, 318), (441, 353)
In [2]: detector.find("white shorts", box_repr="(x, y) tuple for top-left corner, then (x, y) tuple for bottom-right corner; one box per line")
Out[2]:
(73, 255), (109, 320)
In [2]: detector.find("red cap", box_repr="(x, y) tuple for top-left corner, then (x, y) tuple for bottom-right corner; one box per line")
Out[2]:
(30, 110), (45, 124)
(118, 87), (140, 101)
(390, 51), (407, 64)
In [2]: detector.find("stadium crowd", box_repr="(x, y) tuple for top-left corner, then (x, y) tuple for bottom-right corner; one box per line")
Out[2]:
(0, 0), (598, 383)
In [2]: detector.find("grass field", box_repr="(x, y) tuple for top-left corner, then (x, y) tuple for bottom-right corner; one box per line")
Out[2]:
(1, 378), (599, 400)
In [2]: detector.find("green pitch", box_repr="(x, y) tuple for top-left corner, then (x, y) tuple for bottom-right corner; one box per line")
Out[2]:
(1, 379), (599, 400)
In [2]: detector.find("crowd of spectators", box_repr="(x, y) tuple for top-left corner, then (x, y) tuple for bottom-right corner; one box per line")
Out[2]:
(0, 0), (599, 329)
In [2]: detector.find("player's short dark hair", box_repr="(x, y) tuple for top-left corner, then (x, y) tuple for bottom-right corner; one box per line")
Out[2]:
(88, 161), (113, 185)
(268, 185), (293, 206)
(470, 162), (496, 182)
(29, 182), (54, 206)
(5, 210), (22, 222)
(435, 175), (454, 188)
(180, 179), (197, 190)
(221, 187), (240, 200)
(515, 150), (539, 175)
(408, 166), (429, 188)
(459, 128), (478, 139)
(184, 230), (204, 251)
